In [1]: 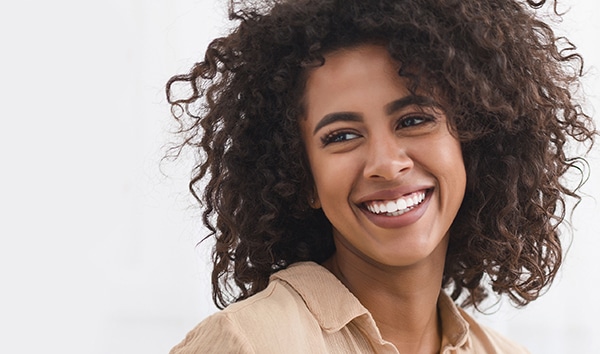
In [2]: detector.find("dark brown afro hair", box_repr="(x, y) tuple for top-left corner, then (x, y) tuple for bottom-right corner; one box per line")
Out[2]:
(166, 0), (596, 309)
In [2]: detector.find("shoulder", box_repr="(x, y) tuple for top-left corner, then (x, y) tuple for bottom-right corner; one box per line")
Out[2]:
(459, 309), (531, 354)
(438, 292), (529, 353)
(170, 263), (329, 353)
(169, 311), (255, 354)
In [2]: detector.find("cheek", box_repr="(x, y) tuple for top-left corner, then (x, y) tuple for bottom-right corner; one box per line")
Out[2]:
(434, 139), (466, 205)
(304, 145), (327, 202)
(445, 140), (466, 187)
(308, 151), (362, 208)
(312, 156), (349, 193)
(415, 136), (466, 197)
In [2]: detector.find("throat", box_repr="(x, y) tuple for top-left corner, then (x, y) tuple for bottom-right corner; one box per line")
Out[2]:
(377, 306), (442, 354)
(321, 255), (444, 354)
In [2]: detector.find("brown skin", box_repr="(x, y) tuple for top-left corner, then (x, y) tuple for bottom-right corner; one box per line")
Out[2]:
(322, 244), (446, 353)
(168, 0), (596, 311)
(300, 44), (466, 353)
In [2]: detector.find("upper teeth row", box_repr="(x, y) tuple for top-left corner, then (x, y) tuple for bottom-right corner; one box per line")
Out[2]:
(365, 191), (426, 214)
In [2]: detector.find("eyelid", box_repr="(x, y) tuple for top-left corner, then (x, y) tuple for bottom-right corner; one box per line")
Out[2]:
(397, 113), (436, 127)
(398, 104), (443, 117)
(320, 129), (361, 146)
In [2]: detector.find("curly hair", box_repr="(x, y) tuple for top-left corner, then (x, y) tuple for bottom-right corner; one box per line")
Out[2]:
(166, 0), (596, 309)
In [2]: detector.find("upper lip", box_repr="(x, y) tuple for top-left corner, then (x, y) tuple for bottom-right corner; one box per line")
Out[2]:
(355, 185), (433, 204)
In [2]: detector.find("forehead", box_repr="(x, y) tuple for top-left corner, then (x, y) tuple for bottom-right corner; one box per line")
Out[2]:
(302, 44), (410, 116)
(305, 44), (400, 88)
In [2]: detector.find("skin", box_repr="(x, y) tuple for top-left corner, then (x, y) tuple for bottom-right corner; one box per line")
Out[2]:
(300, 44), (467, 353)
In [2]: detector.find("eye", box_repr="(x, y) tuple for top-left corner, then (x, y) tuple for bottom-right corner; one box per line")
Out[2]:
(397, 114), (432, 128)
(320, 131), (361, 146)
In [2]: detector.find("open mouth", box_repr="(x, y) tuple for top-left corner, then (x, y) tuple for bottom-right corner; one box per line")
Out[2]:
(362, 189), (430, 217)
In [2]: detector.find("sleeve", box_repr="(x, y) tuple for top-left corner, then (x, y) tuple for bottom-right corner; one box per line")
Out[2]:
(169, 313), (255, 354)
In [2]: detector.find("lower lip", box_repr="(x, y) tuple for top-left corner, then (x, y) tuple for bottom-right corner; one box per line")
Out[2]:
(359, 190), (432, 229)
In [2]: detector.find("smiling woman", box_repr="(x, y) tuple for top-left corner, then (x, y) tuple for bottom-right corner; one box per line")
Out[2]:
(302, 45), (466, 275)
(166, 0), (596, 353)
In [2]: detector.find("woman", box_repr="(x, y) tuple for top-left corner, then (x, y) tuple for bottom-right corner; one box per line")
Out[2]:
(166, 0), (596, 352)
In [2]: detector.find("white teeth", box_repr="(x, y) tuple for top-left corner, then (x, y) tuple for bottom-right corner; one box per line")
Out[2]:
(365, 191), (426, 216)
(385, 201), (396, 212)
(409, 196), (417, 207)
(396, 198), (407, 210)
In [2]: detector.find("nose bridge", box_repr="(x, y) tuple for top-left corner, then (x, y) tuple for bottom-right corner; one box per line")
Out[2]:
(364, 132), (412, 180)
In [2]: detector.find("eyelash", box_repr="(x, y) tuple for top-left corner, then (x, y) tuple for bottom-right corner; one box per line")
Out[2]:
(320, 131), (360, 146)
(397, 114), (435, 128)
(320, 114), (435, 147)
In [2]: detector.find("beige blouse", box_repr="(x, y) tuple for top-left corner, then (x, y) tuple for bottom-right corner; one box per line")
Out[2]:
(171, 262), (529, 353)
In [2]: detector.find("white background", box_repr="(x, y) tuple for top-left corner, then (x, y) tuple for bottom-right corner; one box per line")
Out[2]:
(0, 1), (598, 353)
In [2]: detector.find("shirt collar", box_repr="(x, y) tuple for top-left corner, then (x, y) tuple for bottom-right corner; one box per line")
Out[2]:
(270, 261), (369, 332)
(438, 291), (471, 351)
(270, 261), (471, 350)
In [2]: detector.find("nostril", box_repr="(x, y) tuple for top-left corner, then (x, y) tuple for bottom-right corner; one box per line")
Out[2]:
(364, 155), (414, 180)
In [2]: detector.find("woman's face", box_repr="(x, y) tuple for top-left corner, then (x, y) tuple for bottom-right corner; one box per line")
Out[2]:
(300, 44), (466, 268)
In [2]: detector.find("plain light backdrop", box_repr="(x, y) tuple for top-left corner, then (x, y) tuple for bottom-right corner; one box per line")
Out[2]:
(0, 0), (598, 353)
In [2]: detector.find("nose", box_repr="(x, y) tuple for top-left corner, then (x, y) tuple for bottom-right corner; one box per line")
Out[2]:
(363, 136), (413, 180)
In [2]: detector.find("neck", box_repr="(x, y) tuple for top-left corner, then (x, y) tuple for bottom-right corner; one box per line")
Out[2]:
(322, 237), (448, 354)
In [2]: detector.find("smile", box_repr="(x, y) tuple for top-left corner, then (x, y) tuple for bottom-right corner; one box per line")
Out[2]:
(363, 190), (427, 216)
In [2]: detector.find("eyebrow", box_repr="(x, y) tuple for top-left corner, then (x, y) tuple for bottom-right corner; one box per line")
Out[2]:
(312, 112), (363, 135)
(312, 95), (441, 135)
(384, 95), (441, 116)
